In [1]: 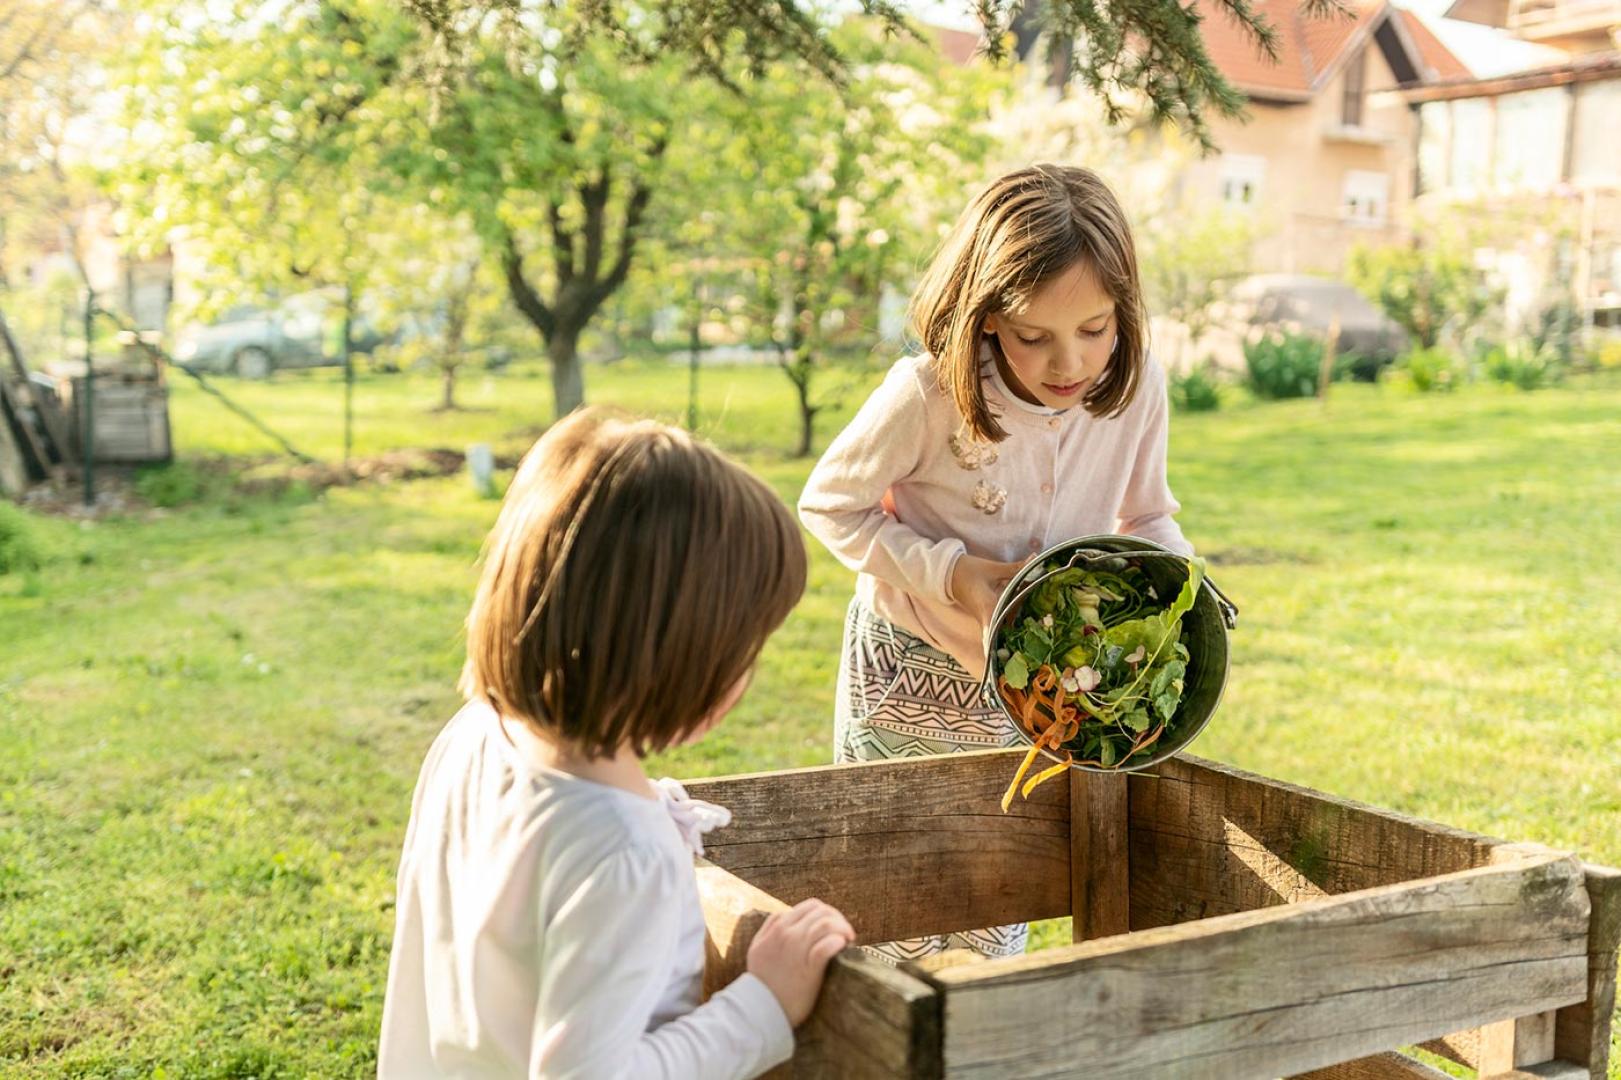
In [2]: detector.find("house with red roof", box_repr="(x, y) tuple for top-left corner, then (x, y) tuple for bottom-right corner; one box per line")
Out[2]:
(1169, 0), (1473, 274)
(939, 2), (1473, 275)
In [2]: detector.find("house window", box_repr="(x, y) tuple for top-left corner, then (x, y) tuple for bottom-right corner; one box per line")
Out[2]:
(1342, 170), (1389, 225)
(1220, 154), (1265, 206)
(1342, 46), (1366, 128)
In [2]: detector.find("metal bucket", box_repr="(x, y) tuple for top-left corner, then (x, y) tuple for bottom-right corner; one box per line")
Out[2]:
(983, 534), (1238, 773)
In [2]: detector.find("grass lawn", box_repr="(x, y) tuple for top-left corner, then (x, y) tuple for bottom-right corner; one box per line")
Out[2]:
(2, 359), (1619, 1075)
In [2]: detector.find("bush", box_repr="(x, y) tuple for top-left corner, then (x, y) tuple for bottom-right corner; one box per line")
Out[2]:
(0, 502), (43, 576)
(1599, 338), (1621, 370)
(135, 461), (211, 507)
(1528, 299), (1583, 370)
(1334, 349), (1397, 383)
(1394, 346), (1466, 393)
(1347, 234), (1501, 349)
(1244, 332), (1324, 400)
(1170, 363), (1222, 412)
(1483, 341), (1563, 391)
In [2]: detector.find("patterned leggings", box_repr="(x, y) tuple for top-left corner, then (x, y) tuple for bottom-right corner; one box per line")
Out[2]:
(834, 598), (1029, 965)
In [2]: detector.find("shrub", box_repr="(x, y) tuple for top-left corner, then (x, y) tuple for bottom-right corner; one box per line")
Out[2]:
(0, 502), (43, 576)
(135, 461), (211, 507)
(1394, 346), (1466, 393)
(1169, 363), (1222, 412)
(1482, 341), (1564, 391)
(1527, 299), (1583, 370)
(1244, 332), (1324, 400)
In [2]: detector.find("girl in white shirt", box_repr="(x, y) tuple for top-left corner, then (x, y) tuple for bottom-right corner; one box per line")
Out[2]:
(380, 410), (854, 1078)
(799, 164), (1193, 964)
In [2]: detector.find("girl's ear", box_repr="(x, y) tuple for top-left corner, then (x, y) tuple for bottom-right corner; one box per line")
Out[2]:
(983, 313), (1001, 337)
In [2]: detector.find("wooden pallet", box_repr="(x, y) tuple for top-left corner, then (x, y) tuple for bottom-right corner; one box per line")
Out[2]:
(687, 750), (1620, 1079)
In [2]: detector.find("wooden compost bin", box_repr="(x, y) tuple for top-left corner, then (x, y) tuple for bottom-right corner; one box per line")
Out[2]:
(687, 749), (1620, 1079)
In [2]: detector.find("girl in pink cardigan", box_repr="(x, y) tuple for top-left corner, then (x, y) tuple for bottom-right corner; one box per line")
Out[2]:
(798, 164), (1194, 964)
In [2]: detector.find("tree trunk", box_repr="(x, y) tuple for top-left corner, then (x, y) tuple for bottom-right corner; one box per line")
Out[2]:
(547, 328), (585, 418)
(440, 364), (457, 411)
(341, 284), (355, 469)
(793, 378), (816, 458)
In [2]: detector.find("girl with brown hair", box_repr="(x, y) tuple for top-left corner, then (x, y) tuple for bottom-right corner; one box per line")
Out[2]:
(380, 409), (853, 1077)
(799, 164), (1195, 963)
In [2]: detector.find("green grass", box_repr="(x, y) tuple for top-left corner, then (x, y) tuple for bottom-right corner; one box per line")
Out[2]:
(3, 361), (1619, 1075)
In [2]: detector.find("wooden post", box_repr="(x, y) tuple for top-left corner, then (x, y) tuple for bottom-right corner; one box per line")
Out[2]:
(1554, 865), (1621, 1077)
(1318, 314), (1341, 401)
(81, 292), (95, 505)
(1480, 1011), (1558, 1074)
(1071, 770), (1130, 941)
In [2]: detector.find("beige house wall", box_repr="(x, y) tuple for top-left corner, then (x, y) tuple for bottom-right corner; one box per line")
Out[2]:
(1174, 38), (1419, 275)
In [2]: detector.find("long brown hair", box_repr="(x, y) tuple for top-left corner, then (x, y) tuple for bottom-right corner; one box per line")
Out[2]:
(909, 164), (1148, 442)
(460, 409), (806, 758)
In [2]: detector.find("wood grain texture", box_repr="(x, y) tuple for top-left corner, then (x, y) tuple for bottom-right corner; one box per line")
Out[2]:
(696, 858), (942, 1079)
(1070, 770), (1129, 942)
(1289, 1050), (1456, 1080)
(1554, 864), (1621, 1077)
(928, 854), (1590, 1079)
(686, 749), (1070, 945)
(1480, 1010), (1558, 1072)
(1127, 754), (1504, 929)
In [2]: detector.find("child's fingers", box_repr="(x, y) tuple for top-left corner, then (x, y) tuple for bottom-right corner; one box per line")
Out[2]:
(797, 912), (854, 953)
(791, 903), (852, 940)
(778, 897), (831, 930)
(806, 930), (850, 967)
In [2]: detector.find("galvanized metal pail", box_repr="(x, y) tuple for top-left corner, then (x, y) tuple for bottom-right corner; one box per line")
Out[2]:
(983, 534), (1238, 773)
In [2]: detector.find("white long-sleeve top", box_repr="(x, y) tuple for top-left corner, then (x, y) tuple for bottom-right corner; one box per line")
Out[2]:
(799, 352), (1191, 680)
(378, 701), (793, 1079)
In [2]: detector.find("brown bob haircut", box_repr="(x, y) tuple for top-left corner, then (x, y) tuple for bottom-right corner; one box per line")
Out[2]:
(909, 164), (1149, 443)
(460, 409), (806, 758)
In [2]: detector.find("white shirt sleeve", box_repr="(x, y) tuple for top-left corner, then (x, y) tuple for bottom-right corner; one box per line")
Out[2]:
(1116, 361), (1194, 557)
(534, 847), (794, 1080)
(798, 361), (966, 604)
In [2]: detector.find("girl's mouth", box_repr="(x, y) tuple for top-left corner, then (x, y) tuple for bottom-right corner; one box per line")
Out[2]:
(1043, 379), (1087, 398)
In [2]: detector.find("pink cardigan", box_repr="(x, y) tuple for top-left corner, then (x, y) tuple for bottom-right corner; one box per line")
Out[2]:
(798, 352), (1192, 680)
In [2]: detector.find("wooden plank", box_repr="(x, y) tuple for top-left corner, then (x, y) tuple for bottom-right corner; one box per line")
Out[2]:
(1479, 1062), (1592, 1080)
(1070, 770), (1129, 942)
(1290, 1050), (1455, 1079)
(1481, 1011), (1558, 1072)
(1422, 853), (1620, 1077)
(1554, 864), (1621, 1077)
(696, 858), (941, 1079)
(0, 392), (29, 497)
(1127, 754), (1504, 928)
(927, 853), (1590, 1079)
(685, 750), (1070, 946)
(0, 307), (69, 477)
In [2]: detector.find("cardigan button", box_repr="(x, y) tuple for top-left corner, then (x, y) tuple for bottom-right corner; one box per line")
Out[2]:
(1047, 417), (1061, 430)
(1040, 482), (1054, 495)
(1028, 538), (1042, 551)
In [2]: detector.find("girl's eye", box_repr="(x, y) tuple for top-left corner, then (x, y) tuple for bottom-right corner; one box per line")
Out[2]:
(1081, 326), (1108, 340)
(1016, 334), (1045, 347)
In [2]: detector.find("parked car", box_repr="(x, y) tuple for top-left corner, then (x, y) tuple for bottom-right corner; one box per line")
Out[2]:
(173, 299), (328, 378)
(1225, 274), (1409, 381)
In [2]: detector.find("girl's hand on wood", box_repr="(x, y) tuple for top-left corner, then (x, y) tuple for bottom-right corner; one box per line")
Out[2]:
(951, 554), (1029, 630)
(746, 898), (856, 1026)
